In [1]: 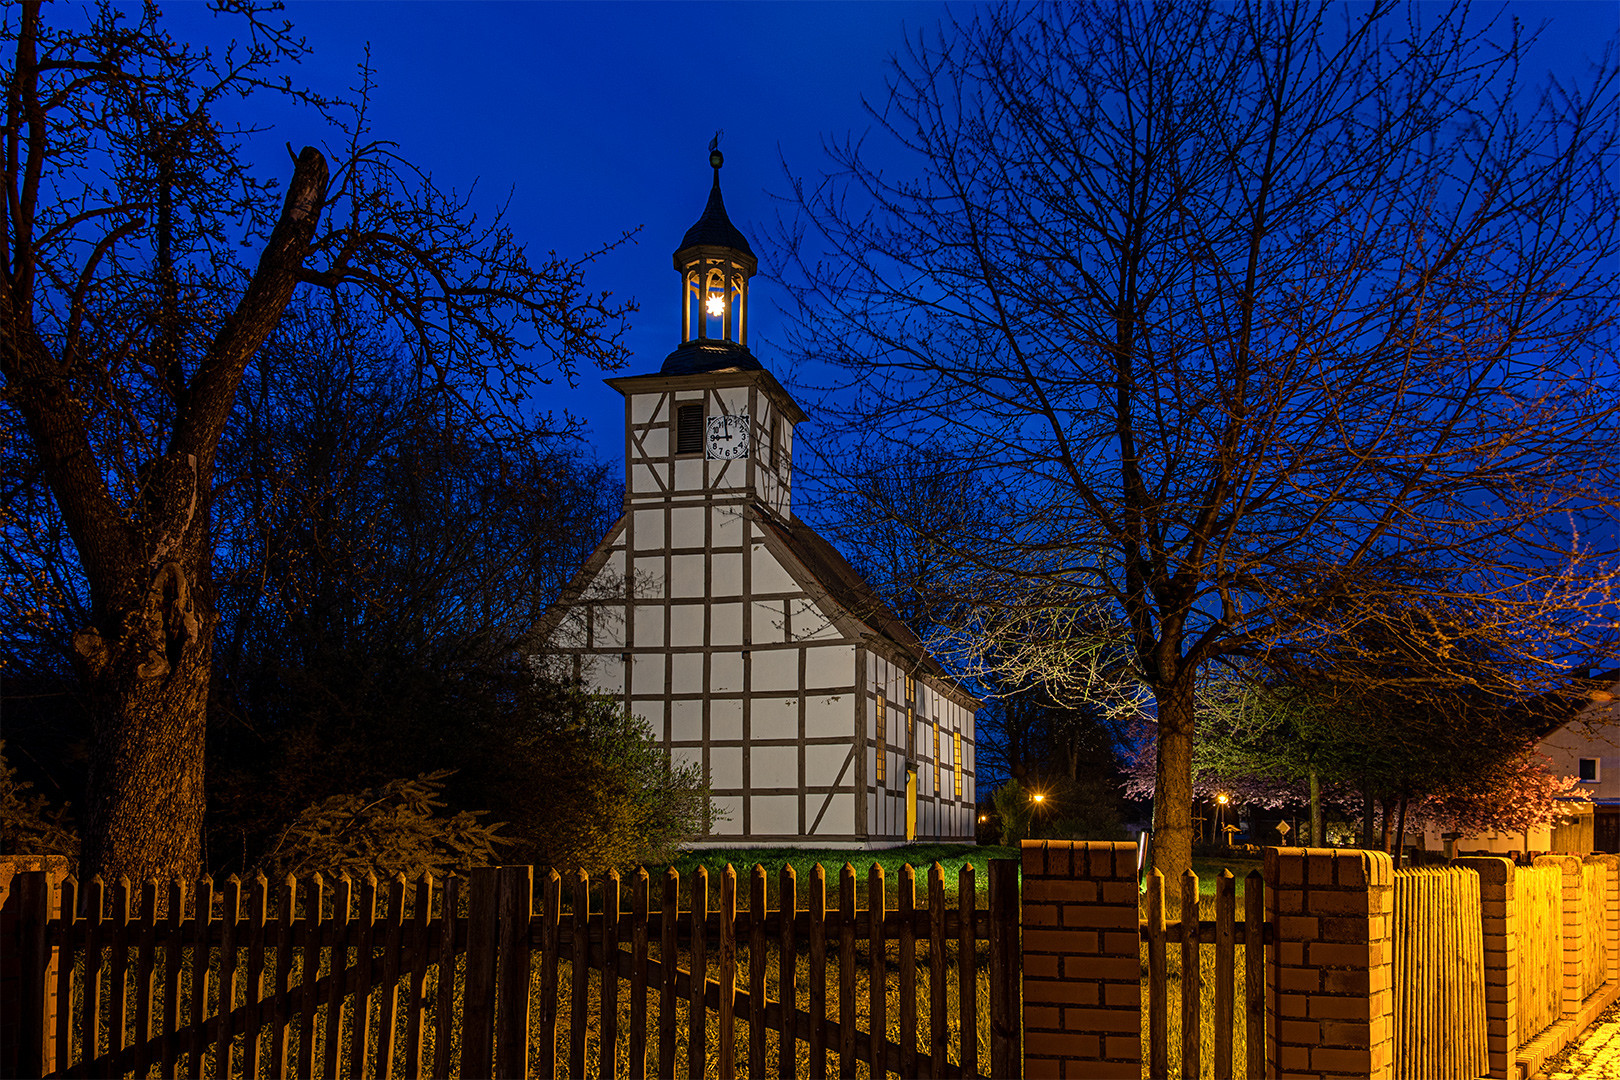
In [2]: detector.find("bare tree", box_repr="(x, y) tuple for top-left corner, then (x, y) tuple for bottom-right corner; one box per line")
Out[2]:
(1, 1), (631, 880)
(780, 1), (1620, 896)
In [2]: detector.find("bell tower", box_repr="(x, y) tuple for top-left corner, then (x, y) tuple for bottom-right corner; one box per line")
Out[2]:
(607, 145), (805, 525)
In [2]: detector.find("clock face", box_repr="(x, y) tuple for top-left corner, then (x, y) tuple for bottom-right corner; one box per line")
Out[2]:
(706, 411), (750, 460)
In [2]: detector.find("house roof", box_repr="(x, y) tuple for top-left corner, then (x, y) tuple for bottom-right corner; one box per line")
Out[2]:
(751, 509), (980, 709)
(675, 169), (754, 258)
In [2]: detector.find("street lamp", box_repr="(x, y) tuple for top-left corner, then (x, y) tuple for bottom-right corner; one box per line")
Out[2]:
(1216, 793), (1230, 846)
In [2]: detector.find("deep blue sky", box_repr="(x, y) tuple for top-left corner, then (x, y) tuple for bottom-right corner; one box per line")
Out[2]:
(161, 0), (1617, 468)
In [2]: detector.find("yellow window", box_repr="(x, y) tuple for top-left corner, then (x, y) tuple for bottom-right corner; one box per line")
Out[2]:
(875, 696), (886, 785)
(954, 731), (964, 799)
(933, 722), (941, 794)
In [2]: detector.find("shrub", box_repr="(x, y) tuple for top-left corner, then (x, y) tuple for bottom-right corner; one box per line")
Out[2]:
(0, 741), (79, 859)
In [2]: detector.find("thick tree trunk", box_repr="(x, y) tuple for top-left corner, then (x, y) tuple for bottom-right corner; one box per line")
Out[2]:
(1379, 795), (1395, 853)
(1150, 678), (1196, 905)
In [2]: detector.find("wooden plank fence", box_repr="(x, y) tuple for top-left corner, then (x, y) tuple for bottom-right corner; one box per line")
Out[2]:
(1390, 865), (1488, 1080)
(7, 860), (1018, 1079)
(1141, 868), (1267, 1080)
(1519, 864), (1564, 1043)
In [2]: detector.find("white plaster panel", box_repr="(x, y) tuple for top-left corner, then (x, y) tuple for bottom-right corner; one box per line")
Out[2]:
(810, 794), (854, 835)
(751, 696), (799, 736)
(671, 652), (704, 695)
(670, 554), (706, 598)
(791, 598), (838, 639)
(751, 795), (800, 836)
(752, 647), (800, 692)
(632, 558), (665, 599)
(712, 458), (742, 491)
(710, 651), (743, 694)
(605, 548), (625, 578)
(805, 696), (852, 740)
(629, 653), (664, 693)
(630, 464), (663, 494)
(670, 699), (703, 744)
(711, 747), (744, 790)
(669, 604), (704, 647)
(640, 426), (669, 458)
(674, 458), (703, 491)
(710, 697), (743, 740)
(805, 645), (855, 689)
(717, 386), (749, 414)
(806, 744), (852, 787)
(713, 508), (744, 547)
(711, 553), (743, 596)
(750, 546), (798, 595)
(631, 699), (665, 729)
(554, 610), (588, 651)
(632, 510), (664, 550)
(752, 745), (800, 789)
(589, 656), (624, 695)
(671, 506), (705, 549)
(632, 604), (664, 648)
(751, 600), (787, 643)
(630, 394), (663, 425)
(592, 606), (625, 649)
(711, 796), (743, 835)
(710, 604), (742, 648)
(670, 743), (702, 772)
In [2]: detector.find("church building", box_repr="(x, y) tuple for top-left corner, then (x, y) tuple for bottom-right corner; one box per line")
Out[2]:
(539, 149), (977, 848)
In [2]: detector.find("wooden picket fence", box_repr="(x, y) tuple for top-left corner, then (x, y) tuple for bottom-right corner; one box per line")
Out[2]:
(1141, 868), (1267, 1080)
(1518, 864), (1564, 1043)
(1390, 866), (1488, 1080)
(7, 860), (1019, 1079)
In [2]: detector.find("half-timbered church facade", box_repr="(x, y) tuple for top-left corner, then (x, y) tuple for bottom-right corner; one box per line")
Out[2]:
(538, 151), (977, 848)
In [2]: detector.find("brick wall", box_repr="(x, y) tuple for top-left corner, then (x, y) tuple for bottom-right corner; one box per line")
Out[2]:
(1021, 840), (1140, 1079)
(1264, 847), (1394, 1080)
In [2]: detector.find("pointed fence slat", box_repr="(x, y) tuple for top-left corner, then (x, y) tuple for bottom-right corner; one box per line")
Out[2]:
(536, 870), (561, 1080)
(432, 875), (459, 1080)
(134, 879), (158, 1079)
(297, 874), (324, 1079)
(808, 864), (828, 1079)
(959, 863), (978, 1080)
(569, 869), (590, 1080)
(244, 873), (268, 1080)
(322, 875), (350, 1080)
(870, 863), (889, 1080)
(464, 868), (500, 1080)
(897, 863), (915, 1080)
(84, 877), (107, 1078)
(1181, 870), (1201, 1080)
(778, 865), (798, 1080)
(494, 866), (533, 1080)
(630, 868), (650, 1080)
(270, 875), (296, 1080)
(54, 877), (78, 1080)
(659, 868), (679, 1079)
(748, 864), (768, 1079)
(600, 868), (621, 1080)
(109, 877), (131, 1075)
(690, 866), (710, 1078)
(928, 863), (947, 1080)
(1214, 870), (1236, 1080)
(719, 865), (738, 1080)
(378, 873), (406, 1080)
(838, 864), (857, 1080)
(404, 874), (433, 1080)
(1147, 869), (1168, 1080)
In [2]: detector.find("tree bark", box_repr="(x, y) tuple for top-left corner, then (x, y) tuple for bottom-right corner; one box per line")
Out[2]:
(1150, 678), (1195, 904)
(1393, 789), (1409, 870)
(1308, 759), (1323, 847)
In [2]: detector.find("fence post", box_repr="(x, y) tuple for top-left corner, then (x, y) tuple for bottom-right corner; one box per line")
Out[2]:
(1020, 840), (1139, 1080)
(1455, 857), (1518, 1080)
(988, 857), (1022, 1079)
(494, 866), (534, 1080)
(1534, 854), (1583, 1020)
(462, 866), (500, 1079)
(1265, 847), (1394, 1079)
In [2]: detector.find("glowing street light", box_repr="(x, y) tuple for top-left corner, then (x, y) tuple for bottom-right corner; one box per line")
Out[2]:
(1031, 792), (1046, 804)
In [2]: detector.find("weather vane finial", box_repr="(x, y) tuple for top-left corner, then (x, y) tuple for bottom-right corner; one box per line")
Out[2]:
(709, 129), (725, 171)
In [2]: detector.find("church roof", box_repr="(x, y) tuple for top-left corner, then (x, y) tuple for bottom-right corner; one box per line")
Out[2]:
(660, 340), (764, 376)
(753, 510), (978, 706)
(676, 171), (754, 257)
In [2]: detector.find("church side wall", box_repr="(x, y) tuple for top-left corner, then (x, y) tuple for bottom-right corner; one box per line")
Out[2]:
(865, 652), (977, 844)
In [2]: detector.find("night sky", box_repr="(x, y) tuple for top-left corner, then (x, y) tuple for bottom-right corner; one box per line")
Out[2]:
(161, 0), (1617, 469)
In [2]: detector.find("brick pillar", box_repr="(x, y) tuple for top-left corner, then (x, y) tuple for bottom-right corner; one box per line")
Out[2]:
(1021, 840), (1140, 1080)
(1265, 847), (1395, 1079)
(1456, 856), (1518, 1080)
(1535, 854), (1583, 1018)
(1584, 854), (1620, 989)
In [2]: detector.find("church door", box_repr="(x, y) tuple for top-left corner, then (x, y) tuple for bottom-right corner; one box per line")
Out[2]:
(905, 768), (918, 842)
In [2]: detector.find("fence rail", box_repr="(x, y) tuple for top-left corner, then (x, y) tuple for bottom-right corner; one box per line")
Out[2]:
(7, 860), (1017, 1079)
